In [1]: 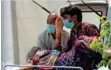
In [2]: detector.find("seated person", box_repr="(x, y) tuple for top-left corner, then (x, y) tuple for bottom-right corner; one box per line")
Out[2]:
(37, 12), (69, 52)
(18, 12), (68, 70)
(60, 6), (99, 52)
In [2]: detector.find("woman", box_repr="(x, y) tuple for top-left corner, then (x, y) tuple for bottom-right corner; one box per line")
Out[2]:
(20, 36), (102, 70)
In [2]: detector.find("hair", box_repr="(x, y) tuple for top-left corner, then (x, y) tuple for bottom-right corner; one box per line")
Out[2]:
(26, 46), (41, 63)
(60, 6), (82, 23)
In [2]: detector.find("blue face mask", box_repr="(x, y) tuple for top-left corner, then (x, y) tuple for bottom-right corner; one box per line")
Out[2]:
(63, 19), (75, 29)
(47, 24), (55, 33)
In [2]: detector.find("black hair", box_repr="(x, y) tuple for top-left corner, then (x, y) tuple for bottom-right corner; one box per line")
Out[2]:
(60, 6), (82, 23)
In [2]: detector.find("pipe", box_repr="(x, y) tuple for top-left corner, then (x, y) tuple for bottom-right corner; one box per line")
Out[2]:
(81, 0), (102, 17)
(4, 64), (83, 70)
(32, 0), (50, 13)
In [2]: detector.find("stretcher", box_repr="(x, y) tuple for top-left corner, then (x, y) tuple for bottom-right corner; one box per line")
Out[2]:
(4, 64), (84, 70)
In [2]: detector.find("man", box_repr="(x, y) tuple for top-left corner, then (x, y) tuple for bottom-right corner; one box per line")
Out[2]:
(55, 36), (102, 70)
(37, 13), (69, 52)
(60, 6), (99, 51)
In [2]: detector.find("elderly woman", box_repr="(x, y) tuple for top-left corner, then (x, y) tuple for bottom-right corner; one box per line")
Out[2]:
(19, 36), (102, 70)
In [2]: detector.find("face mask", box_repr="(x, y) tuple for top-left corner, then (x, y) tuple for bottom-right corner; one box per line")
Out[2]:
(63, 19), (75, 29)
(47, 24), (55, 33)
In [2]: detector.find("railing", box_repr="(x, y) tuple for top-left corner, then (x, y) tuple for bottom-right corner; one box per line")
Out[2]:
(4, 64), (83, 70)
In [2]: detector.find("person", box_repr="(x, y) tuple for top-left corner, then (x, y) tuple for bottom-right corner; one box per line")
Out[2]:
(19, 13), (68, 70)
(59, 6), (99, 51)
(37, 13), (69, 52)
(23, 36), (102, 70)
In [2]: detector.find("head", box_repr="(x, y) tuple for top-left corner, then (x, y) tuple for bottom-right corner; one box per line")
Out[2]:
(26, 46), (41, 63)
(26, 46), (48, 63)
(60, 6), (82, 29)
(46, 13), (57, 33)
(47, 13), (57, 25)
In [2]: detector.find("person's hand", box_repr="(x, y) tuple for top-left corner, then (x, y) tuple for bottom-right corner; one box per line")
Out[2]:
(52, 39), (62, 51)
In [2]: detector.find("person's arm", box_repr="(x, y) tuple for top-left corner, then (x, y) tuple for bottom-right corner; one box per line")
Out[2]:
(66, 39), (73, 52)
(52, 16), (63, 50)
(55, 16), (63, 42)
(17, 63), (33, 70)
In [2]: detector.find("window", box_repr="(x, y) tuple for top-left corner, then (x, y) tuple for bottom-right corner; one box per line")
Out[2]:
(82, 12), (102, 28)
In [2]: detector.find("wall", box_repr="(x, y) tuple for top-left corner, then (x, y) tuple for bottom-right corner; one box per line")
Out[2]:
(1, 0), (14, 69)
